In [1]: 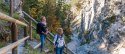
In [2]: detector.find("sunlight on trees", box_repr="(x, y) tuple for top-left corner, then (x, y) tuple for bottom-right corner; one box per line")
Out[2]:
(23, 0), (72, 35)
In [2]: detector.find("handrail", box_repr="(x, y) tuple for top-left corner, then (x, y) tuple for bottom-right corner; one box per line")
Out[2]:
(0, 12), (27, 26)
(0, 36), (30, 54)
(21, 17), (29, 24)
(22, 11), (38, 23)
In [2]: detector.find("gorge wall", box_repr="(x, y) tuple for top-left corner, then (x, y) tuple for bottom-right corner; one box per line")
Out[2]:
(68, 0), (125, 54)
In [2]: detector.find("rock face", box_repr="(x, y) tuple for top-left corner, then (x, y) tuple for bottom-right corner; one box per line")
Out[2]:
(68, 0), (125, 54)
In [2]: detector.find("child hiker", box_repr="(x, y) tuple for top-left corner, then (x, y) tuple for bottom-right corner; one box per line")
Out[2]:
(53, 28), (65, 54)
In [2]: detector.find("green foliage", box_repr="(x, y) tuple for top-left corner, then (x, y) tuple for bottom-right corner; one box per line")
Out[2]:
(23, 0), (38, 14)
(65, 35), (71, 43)
(55, 0), (71, 22)
(80, 38), (90, 46)
(23, 0), (71, 36)
(25, 43), (43, 54)
(0, 0), (2, 11)
(0, 42), (6, 48)
(106, 15), (116, 24)
(85, 39), (91, 44)
(0, 0), (2, 3)
(13, 12), (20, 19)
(0, 2), (10, 13)
(23, 0), (72, 45)
(24, 36), (54, 54)
(45, 39), (55, 53)
(32, 30), (40, 40)
(55, 1), (72, 36)
(79, 30), (91, 45)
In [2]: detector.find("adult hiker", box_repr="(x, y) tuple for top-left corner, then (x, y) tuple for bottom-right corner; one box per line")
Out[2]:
(53, 28), (65, 54)
(36, 16), (48, 52)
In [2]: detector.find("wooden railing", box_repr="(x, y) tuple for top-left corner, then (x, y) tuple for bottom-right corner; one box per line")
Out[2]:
(0, 12), (27, 26)
(22, 11), (38, 23)
(0, 36), (29, 54)
(0, 12), (29, 54)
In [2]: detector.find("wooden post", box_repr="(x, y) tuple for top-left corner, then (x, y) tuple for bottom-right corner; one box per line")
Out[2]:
(11, 23), (17, 54)
(10, 0), (17, 54)
(24, 26), (27, 46)
(29, 20), (32, 40)
(10, 0), (14, 16)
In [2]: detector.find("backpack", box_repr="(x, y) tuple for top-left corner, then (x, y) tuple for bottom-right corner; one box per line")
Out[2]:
(36, 23), (40, 34)
(54, 35), (59, 51)
(55, 35), (59, 46)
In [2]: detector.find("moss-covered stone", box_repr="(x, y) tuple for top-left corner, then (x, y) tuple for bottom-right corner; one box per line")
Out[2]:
(106, 15), (116, 24)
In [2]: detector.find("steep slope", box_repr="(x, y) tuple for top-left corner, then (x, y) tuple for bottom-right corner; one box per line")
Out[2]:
(68, 0), (125, 54)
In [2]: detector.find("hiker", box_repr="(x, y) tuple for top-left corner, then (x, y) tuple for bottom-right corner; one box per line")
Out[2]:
(53, 28), (65, 54)
(36, 16), (48, 51)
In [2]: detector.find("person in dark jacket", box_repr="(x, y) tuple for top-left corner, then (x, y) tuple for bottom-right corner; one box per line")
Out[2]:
(37, 16), (48, 52)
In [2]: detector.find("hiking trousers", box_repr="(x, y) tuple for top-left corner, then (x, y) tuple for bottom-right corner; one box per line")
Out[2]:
(55, 46), (64, 54)
(40, 34), (46, 50)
